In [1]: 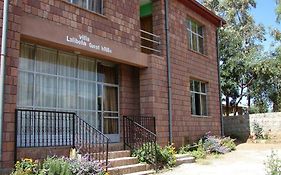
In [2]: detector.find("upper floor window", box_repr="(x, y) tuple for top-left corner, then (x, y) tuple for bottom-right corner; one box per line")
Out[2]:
(187, 20), (204, 54)
(67, 0), (103, 14)
(190, 80), (208, 116)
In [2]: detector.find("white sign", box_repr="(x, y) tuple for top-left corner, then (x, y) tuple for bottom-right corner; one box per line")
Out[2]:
(66, 34), (112, 54)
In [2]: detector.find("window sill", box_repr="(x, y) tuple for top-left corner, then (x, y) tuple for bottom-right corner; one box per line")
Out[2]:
(62, 1), (108, 20)
(191, 115), (210, 118)
(188, 49), (209, 58)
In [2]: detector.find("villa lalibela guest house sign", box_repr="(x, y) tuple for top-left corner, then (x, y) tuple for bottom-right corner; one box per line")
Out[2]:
(66, 34), (113, 54)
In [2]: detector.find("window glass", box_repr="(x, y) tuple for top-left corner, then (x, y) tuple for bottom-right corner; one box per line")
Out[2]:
(187, 20), (204, 54)
(17, 72), (33, 107)
(190, 80), (208, 116)
(17, 42), (119, 138)
(78, 81), (96, 110)
(58, 78), (77, 109)
(35, 74), (57, 108)
(103, 86), (118, 112)
(19, 43), (34, 71)
(58, 52), (77, 77)
(68, 0), (103, 14)
(97, 62), (118, 84)
(35, 47), (57, 75)
(78, 57), (96, 81)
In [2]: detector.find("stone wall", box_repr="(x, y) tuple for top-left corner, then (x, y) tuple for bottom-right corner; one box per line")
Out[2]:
(223, 113), (281, 141)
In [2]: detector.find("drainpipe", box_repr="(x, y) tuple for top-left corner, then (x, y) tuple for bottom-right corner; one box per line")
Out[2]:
(216, 21), (224, 136)
(164, 0), (173, 144)
(0, 0), (9, 160)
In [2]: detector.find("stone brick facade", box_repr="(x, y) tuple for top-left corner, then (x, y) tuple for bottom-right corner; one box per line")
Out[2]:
(0, 0), (223, 170)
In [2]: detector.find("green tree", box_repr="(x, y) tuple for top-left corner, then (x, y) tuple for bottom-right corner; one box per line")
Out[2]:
(250, 55), (281, 112)
(202, 0), (265, 115)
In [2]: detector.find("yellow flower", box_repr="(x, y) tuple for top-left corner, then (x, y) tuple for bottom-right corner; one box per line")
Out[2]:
(23, 158), (33, 162)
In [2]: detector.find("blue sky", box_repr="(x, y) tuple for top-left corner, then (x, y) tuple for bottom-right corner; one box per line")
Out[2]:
(251, 0), (279, 51)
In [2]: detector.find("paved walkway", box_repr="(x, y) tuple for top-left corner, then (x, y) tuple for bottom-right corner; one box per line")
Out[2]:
(156, 143), (281, 175)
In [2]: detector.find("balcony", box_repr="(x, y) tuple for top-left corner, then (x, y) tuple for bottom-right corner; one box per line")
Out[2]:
(140, 29), (161, 55)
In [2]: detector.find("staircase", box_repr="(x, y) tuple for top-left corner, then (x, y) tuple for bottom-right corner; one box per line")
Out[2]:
(107, 150), (155, 175)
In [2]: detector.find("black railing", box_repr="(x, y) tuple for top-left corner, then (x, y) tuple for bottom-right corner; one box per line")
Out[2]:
(15, 109), (109, 169)
(123, 116), (157, 169)
(125, 115), (156, 134)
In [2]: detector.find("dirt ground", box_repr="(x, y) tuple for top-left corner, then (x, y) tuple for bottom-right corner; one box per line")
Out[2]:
(156, 143), (281, 175)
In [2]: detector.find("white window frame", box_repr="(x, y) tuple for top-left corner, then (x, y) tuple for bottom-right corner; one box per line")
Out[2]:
(190, 80), (208, 117)
(67, 0), (103, 14)
(187, 20), (204, 54)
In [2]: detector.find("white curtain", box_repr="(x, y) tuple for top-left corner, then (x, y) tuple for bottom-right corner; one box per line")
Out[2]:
(35, 47), (57, 108)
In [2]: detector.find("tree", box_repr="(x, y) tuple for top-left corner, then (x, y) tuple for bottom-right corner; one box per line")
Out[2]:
(276, 0), (281, 22)
(250, 54), (281, 112)
(202, 0), (265, 116)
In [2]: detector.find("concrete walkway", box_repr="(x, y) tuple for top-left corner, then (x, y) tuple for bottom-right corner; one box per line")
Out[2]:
(156, 143), (281, 175)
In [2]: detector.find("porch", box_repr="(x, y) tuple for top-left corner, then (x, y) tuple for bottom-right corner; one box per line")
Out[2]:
(14, 109), (157, 171)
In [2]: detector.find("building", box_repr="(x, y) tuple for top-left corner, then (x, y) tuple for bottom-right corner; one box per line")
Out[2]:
(0, 0), (224, 171)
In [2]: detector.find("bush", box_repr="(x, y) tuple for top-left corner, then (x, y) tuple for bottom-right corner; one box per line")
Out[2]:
(253, 121), (264, 139)
(43, 157), (71, 175)
(11, 159), (41, 175)
(265, 150), (281, 175)
(221, 137), (236, 151)
(132, 143), (176, 169)
(65, 155), (105, 175)
(190, 140), (207, 159)
(11, 156), (107, 175)
(178, 133), (236, 160)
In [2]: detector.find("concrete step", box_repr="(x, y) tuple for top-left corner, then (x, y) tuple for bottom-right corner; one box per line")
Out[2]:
(108, 163), (149, 175)
(108, 156), (139, 167)
(108, 150), (131, 159)
(123, 170), (155, 175)
(175, 154), (195, 165)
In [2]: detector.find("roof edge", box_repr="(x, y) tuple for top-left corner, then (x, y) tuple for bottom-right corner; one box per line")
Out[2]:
(178, 0), (226, 27)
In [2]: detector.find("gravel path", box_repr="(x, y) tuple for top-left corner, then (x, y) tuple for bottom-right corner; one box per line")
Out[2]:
(156, 143), (281, 175)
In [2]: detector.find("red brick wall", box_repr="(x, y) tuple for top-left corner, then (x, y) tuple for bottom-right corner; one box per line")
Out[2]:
(17, 147), (71, 161)
(0, 0), (221, 170)
(21, 0), (141, 50)
(0, 0), (22, 169)
(0, 0), (143, 169)
(169, 0), (221, 146)
(140, 0), (221, 147)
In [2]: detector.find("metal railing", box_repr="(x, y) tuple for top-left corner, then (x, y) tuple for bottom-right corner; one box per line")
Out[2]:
(140, 29), (161, 54)
(15, 109), (109, 169)
(123, 115), (157, 169)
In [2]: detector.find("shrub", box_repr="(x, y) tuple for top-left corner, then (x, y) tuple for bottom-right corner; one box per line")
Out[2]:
(253, 121), (264, 139)
(190, 140), (207, 159)
(203, 135), (230, 154)
(132, 143), (176, 169)
(11, 159), (41, 175)
(265, 150), (281, 175)
(157, 145), (176, 168)
(11, 156), (107, 175)
(42, 157), (72, 175)
(65, 155), (105, 175)
(178, 133), (236, 160)
(221, 137), (236, 151)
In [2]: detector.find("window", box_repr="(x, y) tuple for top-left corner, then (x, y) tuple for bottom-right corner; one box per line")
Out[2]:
(67, 0), (103, 14)
(190, 80), (208, 116)
(187, 20), (204, 54)
(18, 42), (119, 132)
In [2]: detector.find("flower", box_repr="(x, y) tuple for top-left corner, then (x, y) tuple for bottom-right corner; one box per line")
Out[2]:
(23, 158), (33, 162)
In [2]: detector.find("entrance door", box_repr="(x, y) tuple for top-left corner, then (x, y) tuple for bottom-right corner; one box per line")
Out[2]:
(97, 62), (119, 143)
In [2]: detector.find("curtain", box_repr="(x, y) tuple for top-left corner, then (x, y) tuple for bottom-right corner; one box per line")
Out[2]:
(18, 43), (34, 107)
(35, 47), (57, 108)
(103, 86), (118, 112)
